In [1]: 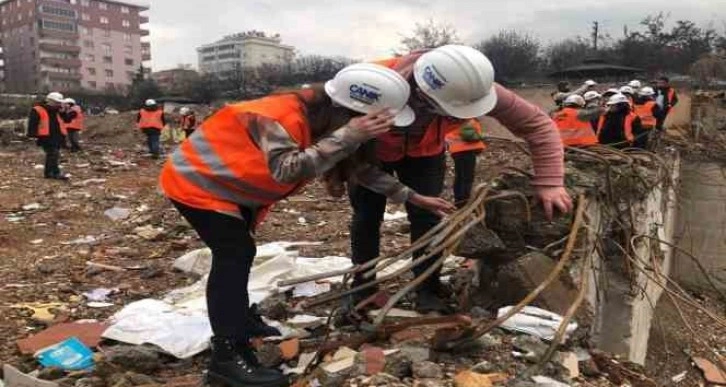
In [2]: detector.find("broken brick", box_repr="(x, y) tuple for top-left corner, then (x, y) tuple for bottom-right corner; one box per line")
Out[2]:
(692, 356), (726, 385)
(16, 321), (109, 355)
(453, 370), (494, 387)
(359, 346), (386, 375)
(279, 338), (300, 361)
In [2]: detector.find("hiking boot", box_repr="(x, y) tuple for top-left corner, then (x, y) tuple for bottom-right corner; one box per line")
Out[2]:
(415, 289), (453, 314)
(208, 337), (288, 387)
(247, 304), (282, 338)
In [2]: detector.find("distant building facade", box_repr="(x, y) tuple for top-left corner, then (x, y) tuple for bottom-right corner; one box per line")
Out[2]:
(197, 31), (294, 77)
(0, 0), (151, 93)
(151, 67), (198, 95)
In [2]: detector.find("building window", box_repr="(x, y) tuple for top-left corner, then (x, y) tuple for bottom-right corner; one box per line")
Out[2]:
(40, 5), (76, 18)
(99, 2), (107, 10)
(100, 16), (108, 24)
(81, 13), (89, 20)
(87, 67), (96, 75)
(81, 0), (90, 6)
(85, 54), (95, 62)
(101, 43), (111, 55)
(103, 56), (112, 63)
(124, 58), (133, 66)
(40, 19), (77, 32)
(83, 40), (94, 48)
(123, 33), (131, 42)
(88, 80), (96, 88)
(105, 69), (113, 77)
(122, 20), (129, 28)
(123, 45), (132, 55)
(121, 6), (129, 13)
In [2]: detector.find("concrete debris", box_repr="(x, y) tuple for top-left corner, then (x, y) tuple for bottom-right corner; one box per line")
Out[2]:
(285, 314), (326, 329)
(255, 343), (283, 368)
(22, 203), (43, 211)
(103, 207), (131, 221)
(671, 371), (687, 382)
(412, 361), (443, 379)
(512, 335), (548, 362)
(36, 368), (66, 381)
(498, 306), (578, 341)
(133, 225), (164, 241)
(99, 346), (161, 374)
(2, 364), (60, 387)
(556, 352), (580, 379)
(531, 375), (570, 386)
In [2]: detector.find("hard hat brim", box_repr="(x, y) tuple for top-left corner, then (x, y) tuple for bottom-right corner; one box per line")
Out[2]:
(393, 105), (415, 127)
(428, 85), (498, 119)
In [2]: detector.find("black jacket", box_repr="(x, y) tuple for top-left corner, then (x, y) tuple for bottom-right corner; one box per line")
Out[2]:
(598, 107), (643, 147)
(27, 104), (65, 147)
(656, 87), (678, 111)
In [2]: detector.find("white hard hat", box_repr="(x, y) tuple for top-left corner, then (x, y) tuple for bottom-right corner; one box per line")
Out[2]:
(325, 63), (415, 127)
(638, 86), (655, 97)
(179, 107), (190, 115)
(144, 99), (157, 106)
(301, 84), (312, 89)
(583, 91), (601, 102)
(413, 45), (497, 119)
(563, 94), (586, 107)
(64, 98), (76, 105)
(603, 88), (620, 96)
(585, 80), (597, 87)
(619, 86), (634, 95)
(46, 92), (65, 103)
(628, 80), (642, 89)
(606, 93), (630, 106)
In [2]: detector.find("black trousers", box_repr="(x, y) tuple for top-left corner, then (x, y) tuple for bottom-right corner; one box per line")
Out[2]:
(452, 150), (478, 207)
(41, 143), (61, 178)
(349, 153), (445, 288)
(142, 128), (161, 156)
(172, 200), (256, 340)
(67, 129), (82, 152)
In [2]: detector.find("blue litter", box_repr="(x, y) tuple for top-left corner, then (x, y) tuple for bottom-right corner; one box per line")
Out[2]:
(36, 337), (94, 370)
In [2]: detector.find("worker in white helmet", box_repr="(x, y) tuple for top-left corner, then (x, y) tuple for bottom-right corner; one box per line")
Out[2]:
(582, 91), (605, 131)
(178, 107), (197, 138)
(136, 99), (167, 159)
(632, 87), (662, 149)
(550, 79), (598, 112)
(597, 93), (643, 148)
(340, 45), (572, 313)
(26, 92), (69, 180)
(551, 95), (598, 147)
(61, 97), (85, 152)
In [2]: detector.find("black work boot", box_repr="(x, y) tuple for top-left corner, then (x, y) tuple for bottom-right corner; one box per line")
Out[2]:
(247, 304), (282, 338)
(208, 337), (289, 387)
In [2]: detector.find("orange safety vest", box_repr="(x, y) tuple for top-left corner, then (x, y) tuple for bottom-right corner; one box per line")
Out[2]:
(66, 105), (84, 131)
(33, 106), (66, 137)
(445, 119), (487, 154)
(181, 114), (196, 130)
(667, 88), (676, 105)
(551, 107), (598, 147)
(374, 56), (463, 162)
(159, 94), (312, 220)
(634, 101), (657, 130)
(137, 109), (164, 130)
(597, 112), (637, 143)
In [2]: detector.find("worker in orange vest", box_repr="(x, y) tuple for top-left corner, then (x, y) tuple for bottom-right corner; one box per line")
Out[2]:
(633, 87), (661, 149)
(350, 45), (572, 313)
(655, 76), (678, 130)
(159, 63), (453, 387)
(26, 92), (68, 180)
(62, 98), (84, 152)
(136, 99), (166, 159)
(597, 93), (643, 149)
(551, 95), (598, 147)
(179, 107), (197, 138)
(445, 119), (486, 207)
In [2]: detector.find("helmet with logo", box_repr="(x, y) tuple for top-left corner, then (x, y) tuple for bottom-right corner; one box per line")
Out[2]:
(638, 86), (655, 97)
(325, 63), (414, 127)
(46, 92), (65, 104)
(583, 91), (601, 102)
(606, 93), (630, 106)
(413, 45), (497, 119)
(563, 94), (586, 108)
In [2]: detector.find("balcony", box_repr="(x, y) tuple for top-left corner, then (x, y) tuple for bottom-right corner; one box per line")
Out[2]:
(42, 71), (82, 81)
(40, 57), (83, 68)
(39, 29), (79, 40)
(139, 16), (149, 24)
(142, 53), (151, 61)
(39, 43), (81, 54)
(140, 29), (149, 37)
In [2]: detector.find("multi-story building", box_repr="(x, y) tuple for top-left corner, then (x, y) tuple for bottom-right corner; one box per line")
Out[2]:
(0, 0), (150, 93)
(151, 67), (198, 95)
(197, 31), (294, 77)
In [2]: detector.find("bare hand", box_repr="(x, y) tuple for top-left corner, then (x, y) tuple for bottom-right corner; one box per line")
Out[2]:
(535, 186), (573, 221)
(409, 193), (456, 217)
(348, 109), (395, 140)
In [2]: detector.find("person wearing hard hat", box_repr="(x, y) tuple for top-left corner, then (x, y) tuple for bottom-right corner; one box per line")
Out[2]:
(619, 86), (636, 107)
(26, 92), (69, 180)
(632, 87), (662, 149)
(178, 107), (197, 138)
(445, 119), (486, 207)
(582, 91), (605, 132)
(159, 63), (453, 387)
(550, 80), (597, 112)
(597, 93), (643, 148)
(62, 98), (85, 152)
(551, 94), (598, 147)
(655, 76), (678, 130)
(344, 45), (572, 313)
(136, 99), (166, 159)
(602, 88), (620, 101)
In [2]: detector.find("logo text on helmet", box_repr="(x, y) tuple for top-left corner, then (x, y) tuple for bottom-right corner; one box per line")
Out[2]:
(349, 84), (381, 105)
(422, 65), (446, 90)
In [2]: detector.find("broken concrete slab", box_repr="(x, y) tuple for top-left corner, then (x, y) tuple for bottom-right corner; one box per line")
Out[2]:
(412, 361), (443, 379)
(455, 222), (507, 260)
(17, 321), (108, 355)
(99, 346), (161, 374)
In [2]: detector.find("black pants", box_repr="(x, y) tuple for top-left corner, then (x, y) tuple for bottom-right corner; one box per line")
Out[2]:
(349, 153), (445, 288)
(172, 200), (256, 340)
(142, 128), (161, 157)
(41, 143), (61, 178)
(452, 150), (478, 207)
(67, 129), (82, 152)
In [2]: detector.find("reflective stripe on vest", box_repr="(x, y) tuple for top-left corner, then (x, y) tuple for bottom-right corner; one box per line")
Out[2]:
(159, 94), (312, 213)
(67, 105), (84, 130)
(138, 109), (164, 129)
(552, 107), (598, 146)
(634, 101), (657, 129)
(597, 113), (636, 142)
(445, 119), (486, 153)
(33, 106), (66, 137)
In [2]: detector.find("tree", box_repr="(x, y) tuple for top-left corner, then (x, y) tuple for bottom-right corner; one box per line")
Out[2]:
(127, 66), (161, 107)
(188, 73), (222, 104)
(476, 30), (541, 82)
(544, 38), (592, 73)
(397, 19), (460, 53)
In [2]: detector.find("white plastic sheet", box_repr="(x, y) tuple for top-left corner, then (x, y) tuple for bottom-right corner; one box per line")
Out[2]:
(497, 306), (578, 341)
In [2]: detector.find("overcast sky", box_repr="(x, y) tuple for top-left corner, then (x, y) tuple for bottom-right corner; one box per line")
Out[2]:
(146, 0), (726, 71)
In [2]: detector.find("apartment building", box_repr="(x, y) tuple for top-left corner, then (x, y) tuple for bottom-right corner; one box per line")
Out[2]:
(0, 0), (150, 93)
(197, 31), (294, 77)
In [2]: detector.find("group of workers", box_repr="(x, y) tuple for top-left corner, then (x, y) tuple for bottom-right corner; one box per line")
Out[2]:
(551, 76), (678, 149)
(26, 92), (85, 180)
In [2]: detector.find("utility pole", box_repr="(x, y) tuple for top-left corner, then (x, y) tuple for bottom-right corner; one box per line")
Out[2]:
(592, 21), (600, 51)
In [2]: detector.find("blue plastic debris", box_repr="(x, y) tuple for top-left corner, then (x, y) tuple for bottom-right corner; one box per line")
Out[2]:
(36, 337), (94, 370)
